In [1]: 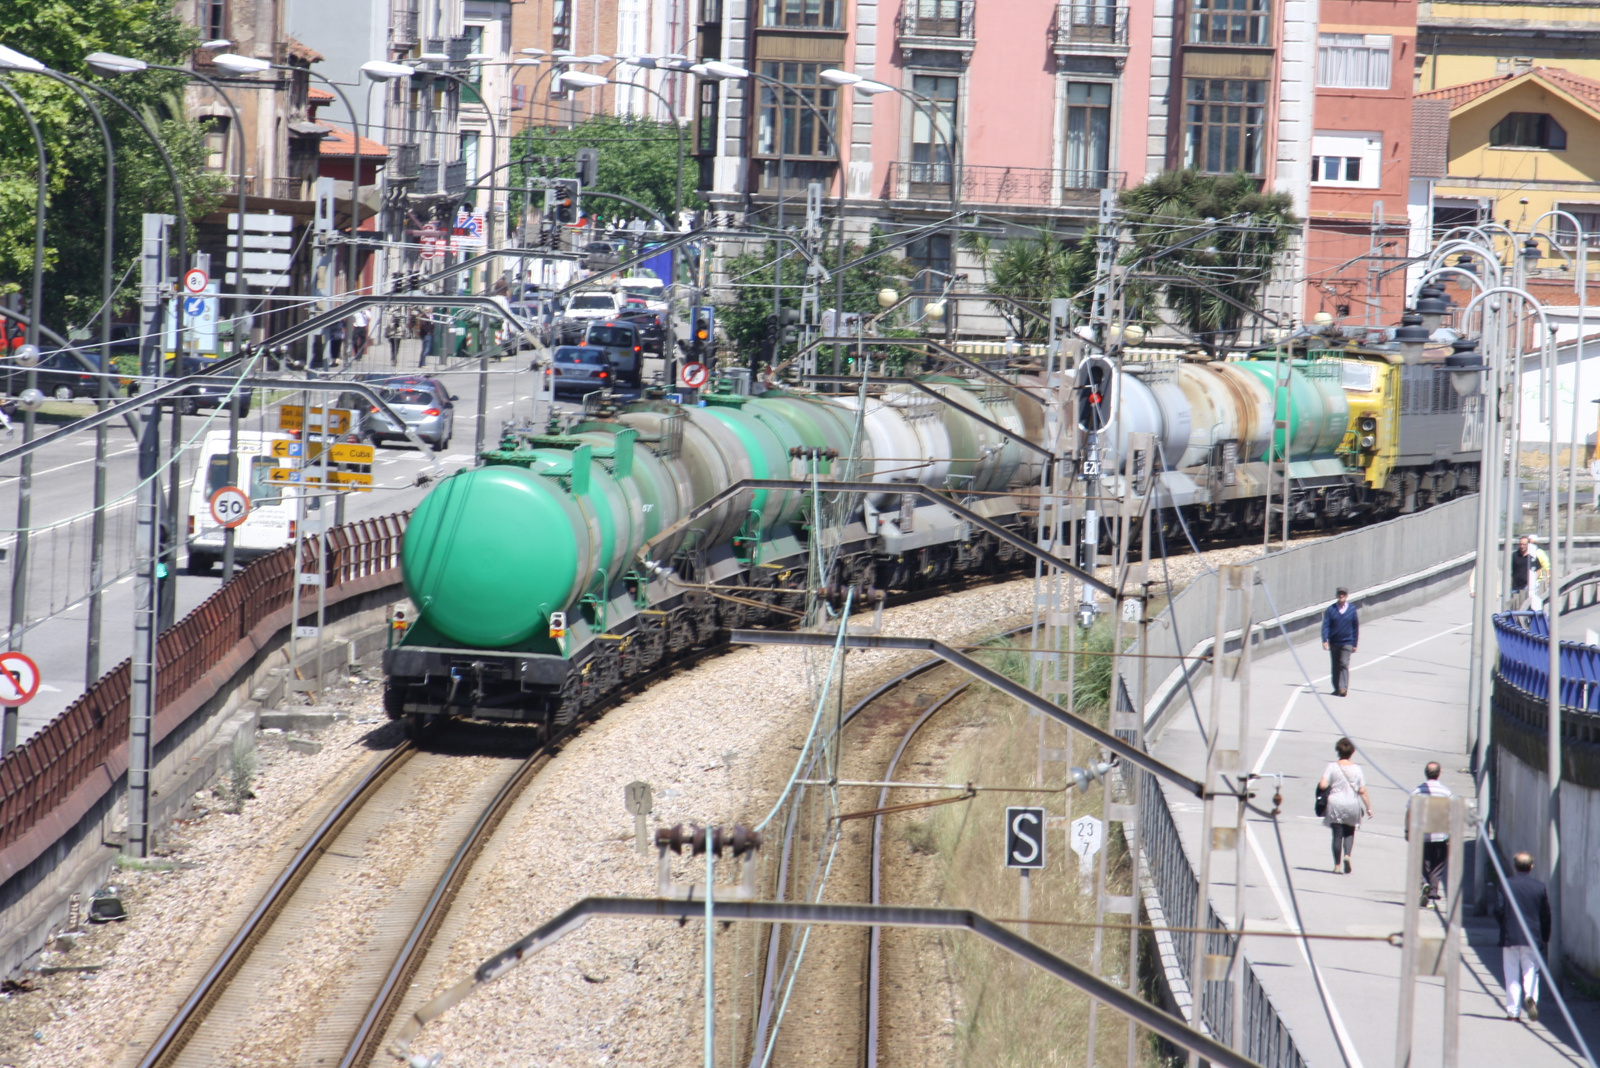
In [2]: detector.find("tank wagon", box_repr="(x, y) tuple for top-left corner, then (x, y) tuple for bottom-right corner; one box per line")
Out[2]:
(383, 346), (1478, 732)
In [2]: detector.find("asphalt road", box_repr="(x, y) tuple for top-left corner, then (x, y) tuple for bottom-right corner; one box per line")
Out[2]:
(0, 345), (559, 745)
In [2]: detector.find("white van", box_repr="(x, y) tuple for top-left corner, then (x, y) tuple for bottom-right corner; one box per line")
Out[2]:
(186, 430), (302, 574)
(617, 275), (667, 313)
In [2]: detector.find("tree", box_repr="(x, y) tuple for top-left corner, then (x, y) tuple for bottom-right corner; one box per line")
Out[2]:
(0, 1), (224, 330)
(1118, 169), (1298, 352)
(511, 115), (703, 226)
(961, 230), (1092, 339)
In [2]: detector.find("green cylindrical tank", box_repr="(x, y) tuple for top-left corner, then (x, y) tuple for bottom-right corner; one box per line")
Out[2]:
(402, 465), (591, 648)
(1235, 360), (1348, 462)
(752, 393), (860, 472)
(701, 404), (798, 531)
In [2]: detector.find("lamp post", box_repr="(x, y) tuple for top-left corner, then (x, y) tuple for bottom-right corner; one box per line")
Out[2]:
(821, 68), (959, 216)
(1532, 210), (1591, 577)
(0, 76), (45, 755)
(556, 69), (683, 219)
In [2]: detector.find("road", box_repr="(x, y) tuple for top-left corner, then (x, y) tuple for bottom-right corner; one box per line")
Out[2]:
(0, 344), (559, 745)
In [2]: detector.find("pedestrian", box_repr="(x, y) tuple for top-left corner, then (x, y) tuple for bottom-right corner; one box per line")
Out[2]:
(385, 312), (405, 366)
(1510, 535), (1549, 611)
(350, 307), (370, 361)
(1318, 737), (1373, 874)
(1321, 586), (1359, 696)
(417, 314), (434, 365)
(1410, 762), (1452, 905)
(325, 319), (345, 367)
(1495, 852), (1551, 1022)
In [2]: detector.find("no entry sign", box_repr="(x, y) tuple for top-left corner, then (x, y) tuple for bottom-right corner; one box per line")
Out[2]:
(0, 651), (41, 706)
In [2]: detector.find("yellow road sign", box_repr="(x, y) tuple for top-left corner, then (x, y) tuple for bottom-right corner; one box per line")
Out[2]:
(276, 405), (353, 434)
(267, 440), (372, 464)
(329, 470), (373, 486)
(331, 443), (375, 464)
(265, 467), (374, 492)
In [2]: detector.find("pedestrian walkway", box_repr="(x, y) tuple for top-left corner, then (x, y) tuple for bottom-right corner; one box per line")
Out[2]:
(1153, 585), (1599, 1065)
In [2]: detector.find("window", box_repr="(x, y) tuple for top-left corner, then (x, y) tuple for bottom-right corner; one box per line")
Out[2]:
(756, 62), (838, 159)
(1490, 112), (1567, 149)
(1065, 82), (1111, 188)
(248, 457), (283, 506)
(1554, 205), (1600, 248)
(696, 80), (719, 155)
(1183, 79), (1266, 175)
(762, 0), (842, 28)
(460, 131), (479, 183)
(1317, 34), (1391, 89)
(551, 0), (572, 52)
(203, 119), (229, 172)
(1311, 131), (1380, 187)
(910, 74), (957, 184)
(1188, 0), (1268, 45)
(204, 0), (229, 43)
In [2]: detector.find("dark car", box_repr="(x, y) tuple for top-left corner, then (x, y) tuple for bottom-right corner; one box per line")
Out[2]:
(543, 346), (614, 398)
(578, 321), (643, 385)
(616, 298), (665, 354)
(126, 355), (253, 416)
(1, 349), (125, 400)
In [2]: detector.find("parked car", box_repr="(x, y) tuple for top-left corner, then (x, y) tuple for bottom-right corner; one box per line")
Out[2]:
(542, 346), (615, 398)
(577, 321), (643, 386)
(1, 349), (126, 400)
(343, 375), (457, 450)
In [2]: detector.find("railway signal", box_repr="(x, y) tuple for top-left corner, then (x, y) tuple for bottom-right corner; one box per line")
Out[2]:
(1075, 355), (1114, 433)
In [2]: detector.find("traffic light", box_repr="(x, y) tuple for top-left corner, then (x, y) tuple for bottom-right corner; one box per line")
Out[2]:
(1075, 355), (1114, 433)
(552, 179), (580, 224)
(690, 306), (715, 361)
(575, 148), (599, 187)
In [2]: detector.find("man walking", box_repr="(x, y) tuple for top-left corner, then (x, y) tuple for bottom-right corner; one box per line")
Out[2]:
(1410, 763), (1452, 905)
(1496, 852), (1551, 1021)
(1321, 587), (1359, 696)
(1510, 535), (1548, 610)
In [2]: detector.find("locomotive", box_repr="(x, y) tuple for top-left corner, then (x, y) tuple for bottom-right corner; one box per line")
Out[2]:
(381, 339), (1479, 732)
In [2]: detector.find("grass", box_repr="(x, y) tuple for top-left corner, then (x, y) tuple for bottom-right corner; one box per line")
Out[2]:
(892, 622), (1165, 1068)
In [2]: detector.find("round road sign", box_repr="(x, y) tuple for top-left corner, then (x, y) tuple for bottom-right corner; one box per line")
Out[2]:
(680, 361), (709, 389)
(209, 485), (252, 529)
(183, 267), (209, 295)
(0, 651), (41, 706)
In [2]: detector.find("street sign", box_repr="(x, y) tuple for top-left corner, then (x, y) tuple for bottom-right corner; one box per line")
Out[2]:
(266, 468), (373, 491)
(270, 440), (373, 462)
(183, 267), (209, 295)
(1004, 806), (1047, 869)
(277, 405), (353, 434)
(625, 780), (654, 855)
(1069, 815), (1104, 858)
(0, 651), (41, 706)
(208, 486), (252, 529)
(183, 296), (207, 319)
(680, 361), (709, 389)
(331, 443), (375, 464)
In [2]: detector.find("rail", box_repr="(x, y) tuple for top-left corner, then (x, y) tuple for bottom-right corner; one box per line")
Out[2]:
(882, 161), (1124, 206)
(0, 514), (408, 855)
(898, 0), (976, 38)
(1053, 3), (1130, 47)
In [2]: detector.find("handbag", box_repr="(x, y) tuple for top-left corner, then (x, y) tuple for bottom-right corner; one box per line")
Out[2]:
(1315, 782), (1329, 817)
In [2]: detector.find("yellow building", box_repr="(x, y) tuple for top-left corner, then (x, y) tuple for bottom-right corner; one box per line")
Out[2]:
(1419, 1), (1600, 90)
(1418, 67), (1600, 261)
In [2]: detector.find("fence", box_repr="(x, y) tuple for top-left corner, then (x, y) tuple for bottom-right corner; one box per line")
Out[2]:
(882, 162), (1125, 207)
(0, 498), (140, 640)
(0, 514), (407, 854)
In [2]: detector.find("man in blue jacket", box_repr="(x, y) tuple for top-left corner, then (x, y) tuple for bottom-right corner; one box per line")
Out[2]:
(1321, 587), (1358, 696)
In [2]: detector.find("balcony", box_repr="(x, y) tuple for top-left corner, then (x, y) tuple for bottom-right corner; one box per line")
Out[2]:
(223, 174), (310, 201)
(390, 143), (420, 182)
(897, 0), (977, 58)
(1052, 3), (1130, 66)
(884, 161), (1123, 208)
(391, 7), (419, 47)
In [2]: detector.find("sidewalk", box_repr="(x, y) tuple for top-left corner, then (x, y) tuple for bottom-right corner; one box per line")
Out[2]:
(1152, 585), (1599, 1066)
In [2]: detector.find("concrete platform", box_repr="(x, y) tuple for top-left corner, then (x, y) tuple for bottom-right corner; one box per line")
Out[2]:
(1152, 585), (1599, 1066)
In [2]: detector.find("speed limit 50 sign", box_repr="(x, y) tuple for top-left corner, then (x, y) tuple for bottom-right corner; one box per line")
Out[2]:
(209, 486), (252, 529)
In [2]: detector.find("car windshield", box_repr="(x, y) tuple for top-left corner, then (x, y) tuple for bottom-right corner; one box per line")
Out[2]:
(248, 455), (284, 505)
(569, 294), (615, 310)
(586, 326), (635, 346)
(555, 348), (605, 364)
(382, 389), (435, 406)
(1341, 362), (1379, 392)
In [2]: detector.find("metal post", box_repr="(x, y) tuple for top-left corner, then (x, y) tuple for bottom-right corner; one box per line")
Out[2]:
(1127, 504), (1152, 1068)
(1188, 567), (1230, 1065)
(1230, 574), (1255, 1054)
(223, 393), (240, 579)
(1442, 796), (1466, 1068)
(1395, 797), (1426, 1068)
(476, 311), (489, 454)
(1473, 300), (1504, 905)
(1542, 322), (1563, 977)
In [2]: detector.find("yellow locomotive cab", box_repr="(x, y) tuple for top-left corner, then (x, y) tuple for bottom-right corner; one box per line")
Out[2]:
(1338, 358), (1400, 489)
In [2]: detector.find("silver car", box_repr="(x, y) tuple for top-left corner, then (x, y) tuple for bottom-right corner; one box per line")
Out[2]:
(358, 383), (456, 451)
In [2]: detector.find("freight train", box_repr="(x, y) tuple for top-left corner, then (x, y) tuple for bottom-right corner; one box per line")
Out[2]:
(382, 340), (1480, 733)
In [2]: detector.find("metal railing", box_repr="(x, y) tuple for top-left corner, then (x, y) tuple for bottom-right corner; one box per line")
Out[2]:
(391, 6), (419, 45)
(225, 174), (309, 201)
(0, 515), (407, 852)
(390, 142), (421, 181)
(884, 161), (1124, 205)
(899, 0), (976, 38)
(1053, 3), (1130, 47)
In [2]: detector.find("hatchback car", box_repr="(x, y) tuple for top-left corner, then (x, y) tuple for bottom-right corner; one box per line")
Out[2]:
(616, 299), (665, 354)
(1, 350), (125, 401)
(577, 321), (643, 386)
(357, 382), (456, 451)
(543, 346), (615, 398)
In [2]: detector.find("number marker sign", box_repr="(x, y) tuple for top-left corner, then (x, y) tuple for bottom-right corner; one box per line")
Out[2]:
(680, 361), (709, 389)
(0, 651), (41, 706)
(209, 486), (251, 529)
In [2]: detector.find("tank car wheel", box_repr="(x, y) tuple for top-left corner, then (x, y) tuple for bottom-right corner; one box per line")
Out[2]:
(383, 680), (407, 720)
(402, 713), (426, 740)
(553, 673), (582, 730)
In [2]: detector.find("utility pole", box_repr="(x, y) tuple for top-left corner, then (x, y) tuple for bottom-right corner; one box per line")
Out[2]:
(1395, 792), (1467, 1068)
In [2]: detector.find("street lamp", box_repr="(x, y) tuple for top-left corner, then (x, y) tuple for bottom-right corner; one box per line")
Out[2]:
(1521, 236), (1542, 272)
(1444, 336), (1487, 398)
(1395, 311), (1431, 362)
(211, 52), (271, 75)
(877, 288), (899, 309)
(1415, 284), (1451, 332)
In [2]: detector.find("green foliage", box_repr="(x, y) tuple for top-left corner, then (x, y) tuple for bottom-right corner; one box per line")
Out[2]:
(962, 229), (1095, 340)
(716, 227), (912, 367)
(510, 115), (703, 224)
(0, 1), (224, 328)
(1118, 169), (1298, 352)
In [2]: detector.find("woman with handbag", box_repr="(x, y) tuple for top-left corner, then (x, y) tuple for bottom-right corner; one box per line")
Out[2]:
(1318, 737), (1374, 873)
